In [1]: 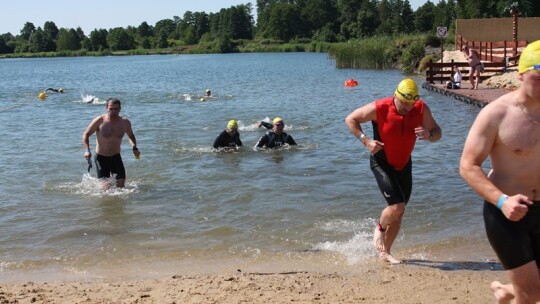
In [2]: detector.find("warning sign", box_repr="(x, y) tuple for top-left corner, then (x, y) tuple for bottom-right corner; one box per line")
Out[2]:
(437, 27), (447, 38)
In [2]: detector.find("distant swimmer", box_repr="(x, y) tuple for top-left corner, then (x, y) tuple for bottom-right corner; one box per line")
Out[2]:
(82, 95), (96, 103)
(199, 89), (212, 102)
(255, 117), (297, 149)
(45, 88), (64, 93)
(213, 119), (243, 149)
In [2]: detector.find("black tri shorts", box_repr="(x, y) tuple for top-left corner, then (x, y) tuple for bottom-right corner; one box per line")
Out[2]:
(370, 155), (412, 205)
(484, 201), (540, 270)
(95, 153), (126, 180)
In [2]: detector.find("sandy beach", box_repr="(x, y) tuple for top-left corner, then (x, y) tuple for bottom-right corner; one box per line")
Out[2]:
(0, 261), (505, 304)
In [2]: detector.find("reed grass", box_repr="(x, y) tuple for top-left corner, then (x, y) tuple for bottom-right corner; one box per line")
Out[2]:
(328, 37), (397, 69)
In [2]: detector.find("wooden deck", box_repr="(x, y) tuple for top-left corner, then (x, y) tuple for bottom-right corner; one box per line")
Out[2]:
(422, 82), (510, 108)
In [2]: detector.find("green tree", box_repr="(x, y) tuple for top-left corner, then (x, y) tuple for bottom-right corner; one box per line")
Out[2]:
(357, 0), (380, 37)
(138, 21), (153, 37)
(155, 28), (169, 48)
(299, 0), (338, 38)
(414, 1), (436, 32)
(194, 12), (210, 41)
(107, 27), (135, 50)
(56, 28), (81, 51)
(154, 18), (176, 39)
(265, 2), (301, 41)
(183, 26), (198, 45)
(0, 34), (15, 54)
(89, 29), (109, 51)
(141, 37), (151, 49)
(43, 21), (59, 51)
(20, 22), (36, 40)
(338, 0), (363, 39)
(29, 28), (47, 52)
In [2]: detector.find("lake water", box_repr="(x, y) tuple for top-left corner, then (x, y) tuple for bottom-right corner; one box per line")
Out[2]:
(0, 53), (498, 283)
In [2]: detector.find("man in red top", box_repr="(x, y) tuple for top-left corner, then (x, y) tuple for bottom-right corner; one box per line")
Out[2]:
(345, 78), (442, 264)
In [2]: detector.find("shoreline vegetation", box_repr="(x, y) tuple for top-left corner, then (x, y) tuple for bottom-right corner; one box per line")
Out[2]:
(0, 34), (443, 74)
(3, 34), (520, 94)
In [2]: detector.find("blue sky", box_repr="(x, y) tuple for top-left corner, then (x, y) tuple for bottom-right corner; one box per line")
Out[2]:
(1, 0), (429, 36)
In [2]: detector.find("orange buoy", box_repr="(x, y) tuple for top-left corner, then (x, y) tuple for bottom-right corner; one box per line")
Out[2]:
(344, 79), (359, 87)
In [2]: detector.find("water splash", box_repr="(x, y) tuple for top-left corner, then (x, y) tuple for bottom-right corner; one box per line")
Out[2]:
(46, 173), (139, 198)
(313, 218), (375, 264)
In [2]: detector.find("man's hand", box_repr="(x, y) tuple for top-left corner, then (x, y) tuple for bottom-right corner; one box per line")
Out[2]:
(501, 194), (533, 221)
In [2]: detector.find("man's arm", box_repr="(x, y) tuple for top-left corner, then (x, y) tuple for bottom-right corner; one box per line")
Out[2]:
(255, 134), (268, 148)
(258, 121), (273, 129)
(421, 104), (442, 142)
(235, 133), (243, 147)
(460, 105), (504, 199)
(287, 134), (297, 146)
(82, 116), (101, 158)
(345, 102), (377, 139)
(125, 119), (140, 157)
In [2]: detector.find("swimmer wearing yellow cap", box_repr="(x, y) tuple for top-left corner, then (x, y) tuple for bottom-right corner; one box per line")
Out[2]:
(255, 117), (298, 148)
(459, 40), (540, 302)
(213, 119), (243, 149)
(345, 78), (441, 265)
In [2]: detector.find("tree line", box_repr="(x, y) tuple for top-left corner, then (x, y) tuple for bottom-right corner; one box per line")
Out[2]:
(0, 0), (538, 55)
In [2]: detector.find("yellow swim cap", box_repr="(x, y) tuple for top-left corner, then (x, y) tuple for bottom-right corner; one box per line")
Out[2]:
(227, 119), (238, 129)
(395, 78), (420, 103)
(518, 40), (540, 74)
(38, 92), (46, 100)
(273, 117), (283, 124)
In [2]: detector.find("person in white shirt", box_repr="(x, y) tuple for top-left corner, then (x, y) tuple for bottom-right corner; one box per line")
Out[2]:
(446, 65), (462, 89)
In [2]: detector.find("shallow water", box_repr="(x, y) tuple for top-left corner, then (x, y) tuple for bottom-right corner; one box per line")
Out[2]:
(0, 53), (496, 282)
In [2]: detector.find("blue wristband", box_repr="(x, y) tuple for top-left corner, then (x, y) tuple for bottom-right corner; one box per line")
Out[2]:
(497, 194), (508, 209)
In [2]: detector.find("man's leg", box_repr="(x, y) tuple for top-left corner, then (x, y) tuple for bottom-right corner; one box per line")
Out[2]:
(116, 178), (125, 188)
(474, 69), (481, 89)
(374, 203), (405, 264)
(504, 261), (540, 304)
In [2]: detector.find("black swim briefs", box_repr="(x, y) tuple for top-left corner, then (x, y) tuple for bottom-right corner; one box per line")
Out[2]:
(484, 201), (540, 270)
(370, 155), (412, 205)
(95, 153), (126, 179)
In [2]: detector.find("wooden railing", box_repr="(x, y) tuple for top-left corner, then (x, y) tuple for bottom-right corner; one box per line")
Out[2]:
(425, 60), (506, 84)
(456, 34), (527, 65)
(425, 36), (528, 84)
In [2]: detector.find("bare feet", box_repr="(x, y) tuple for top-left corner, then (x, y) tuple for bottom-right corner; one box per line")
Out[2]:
(490, 281), (514, 304)
(373, 225), (386, 252)
(379, 252), (402, 265)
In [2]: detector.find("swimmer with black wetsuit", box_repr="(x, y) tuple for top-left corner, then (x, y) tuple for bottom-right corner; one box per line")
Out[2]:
(45, 88), (64, 93)
(255, 117), (297, 149)
(213, 119), (242, 149)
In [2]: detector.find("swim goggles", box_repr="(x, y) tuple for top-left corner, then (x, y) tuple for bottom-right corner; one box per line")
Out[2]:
(526, 64), (540, 71)
(396, 90), (420, 103)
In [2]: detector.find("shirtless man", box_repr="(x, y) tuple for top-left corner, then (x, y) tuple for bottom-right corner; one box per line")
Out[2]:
(345, 78), (441, 264)
(462, 46), (482, 89)
(460, 40), (540, 304)
(82, 98), (140, 188)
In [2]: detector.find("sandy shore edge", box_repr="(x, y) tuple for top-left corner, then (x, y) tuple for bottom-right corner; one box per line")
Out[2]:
(0, 261), (505, 304)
